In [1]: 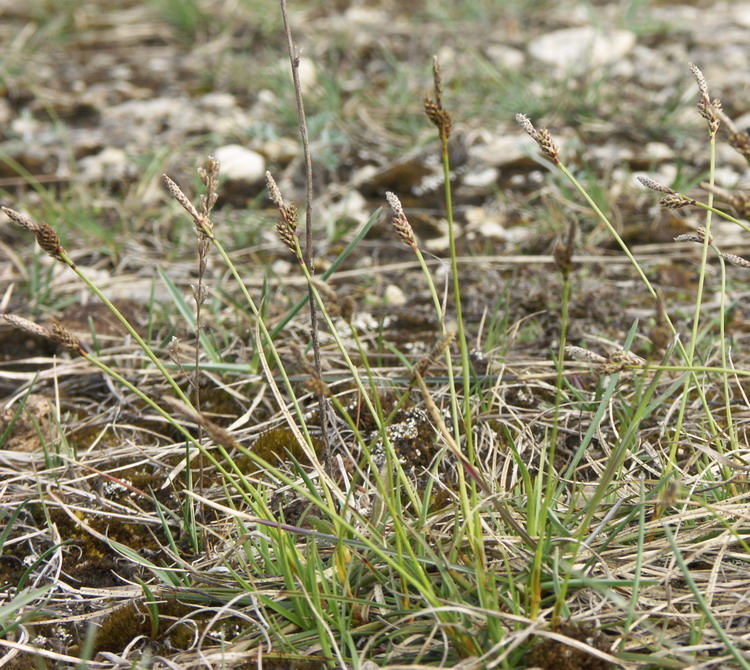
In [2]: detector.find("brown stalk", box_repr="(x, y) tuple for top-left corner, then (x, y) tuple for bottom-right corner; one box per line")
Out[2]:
(278, 0), (329, 459)
(193, 156), (220, 550)
(164, 161), (221, 552)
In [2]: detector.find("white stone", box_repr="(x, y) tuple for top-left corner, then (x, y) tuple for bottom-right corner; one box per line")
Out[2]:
(465, 207), (507, 241)
(384, 284), (407, 307)
(469, 134), (537, 168)
(528, 27), (636, 73)
(297, 57), (318, 94)
(213, 145), (266, 185)
(325, 189), (369, 226)
(200, 92), (237, 109)
(262, 137), (299, 163)
(78, 147), (134, 183)
(485, 45), (525, 71)
(733, 3), (750, 28)
(643, 142), (674, 163)
(271, 259), (292, 276)
(463, 167), (499, 188)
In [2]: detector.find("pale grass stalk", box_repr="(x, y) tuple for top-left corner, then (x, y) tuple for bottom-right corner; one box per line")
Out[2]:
(165, 179), (338, 511)
(518, 120), (724, 462)
(667, 98), (718, 478)
(277, 0), (329, 458)
(529, 273), (571, 621)
(386, 190), (472, 529)
(2, 206), (196, 412)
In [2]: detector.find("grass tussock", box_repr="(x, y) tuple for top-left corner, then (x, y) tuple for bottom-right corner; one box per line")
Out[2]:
(1, 7), (750, 670)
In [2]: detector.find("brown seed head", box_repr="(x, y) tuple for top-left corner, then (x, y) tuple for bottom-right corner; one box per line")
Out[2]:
(276, 219), (297, 254)
(690, 63), (720, 134)
(675, 226), (713, 245)
(50, 322), (83, 354)
(537, 128), (559, 162)
(552, 219), (577, 279)
(286, 202), (299, 233)
(729, 131), (750, 166)
(424, 57), (452, 140)
(424, 97), (453, 140)
(36, 223), (64, 260)
(266, 171), (298, 253)
(597, 350), (645, 376)
(304, 375), (331, 398)
(697, 98), (721, 134)
(660, 194), (694, 209)
(340, 295), (355, 323)
(729, 192), (750, 218)
(386, 191), (417, 249)
(198, 156), (220, 222)
(2, 315), (82, 355)
(516, 114), (559, 163)
(413, 329), (455, 379)
(311, 279), (341, 315)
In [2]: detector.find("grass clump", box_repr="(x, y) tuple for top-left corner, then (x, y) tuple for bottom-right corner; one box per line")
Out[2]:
(2, 7), (750, 669)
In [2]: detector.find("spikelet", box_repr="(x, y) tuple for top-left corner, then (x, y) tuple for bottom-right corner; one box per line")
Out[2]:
(516, 114), (559, 163)
(424, 56), (452, 141)
(689, 62), (720, 135)
(2, 207), (66, 261)
(2, 314), (82, 355)
(385, 191), (418, 250)
(266, 171), (299, 255)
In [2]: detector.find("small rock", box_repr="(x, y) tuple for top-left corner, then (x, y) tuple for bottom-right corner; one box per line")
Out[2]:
(325, 189), (369, 226)
(463, 167), (499, 188)
(78, 146), (135, 184)
(262, 137), (299, 164)
(384, 284), (407, 307)
(733, 4), (750, 29)
(297, 57), (318, 94)
(528, 27), (636, 73)
(278, 57), (318, 94)
(485, 44), (525, 71)
(213, 145), (266, 185)
(469, 134), (537, 169)
(465, 207), (506, 241)
(199, 92), (237, 109)
(271, 259), (292, 277)
(644, 142), (674, 163)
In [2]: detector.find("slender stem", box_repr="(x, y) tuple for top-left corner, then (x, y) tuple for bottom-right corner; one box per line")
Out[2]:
(278, 0), (329, 457)
(59, 249), (195, 411)
(667, 128), (717, 475)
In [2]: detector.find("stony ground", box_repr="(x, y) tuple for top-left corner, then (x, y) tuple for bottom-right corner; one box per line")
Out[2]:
(2, 0), (750, 340)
